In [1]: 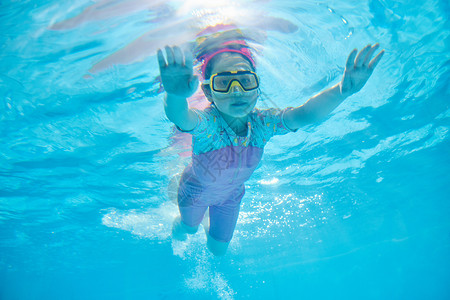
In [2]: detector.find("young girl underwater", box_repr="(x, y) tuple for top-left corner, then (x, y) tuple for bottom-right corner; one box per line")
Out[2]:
(157, 39), (384, 256)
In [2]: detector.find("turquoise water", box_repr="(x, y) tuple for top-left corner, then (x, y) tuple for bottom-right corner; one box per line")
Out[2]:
(1, 0), (449, 299)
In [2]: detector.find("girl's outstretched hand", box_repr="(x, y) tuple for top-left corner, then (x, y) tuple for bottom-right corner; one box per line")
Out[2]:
(157, 46), (199, 98)
(340, 44), (384, 97)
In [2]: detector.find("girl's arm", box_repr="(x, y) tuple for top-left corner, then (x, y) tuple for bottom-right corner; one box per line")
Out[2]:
(157, 46), (199, 131)
(164, 94), (197, 131)
(284, 44), (384, 131)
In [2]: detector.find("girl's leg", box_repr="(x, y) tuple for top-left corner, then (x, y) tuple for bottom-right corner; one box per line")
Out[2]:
(167, 173), (182, 203)
(173, 172), (207, 240)
(201, 209), (229, 256)
(172, 216), (198, 241)
(205, 196), (243, 256)
(206, 231), (229, 256)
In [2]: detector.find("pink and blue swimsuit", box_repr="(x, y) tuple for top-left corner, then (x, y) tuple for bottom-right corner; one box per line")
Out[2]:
(177, 104), (297, 243)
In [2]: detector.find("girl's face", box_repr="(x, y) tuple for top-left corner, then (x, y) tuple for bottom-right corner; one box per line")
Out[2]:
(206, 53), (258, 119)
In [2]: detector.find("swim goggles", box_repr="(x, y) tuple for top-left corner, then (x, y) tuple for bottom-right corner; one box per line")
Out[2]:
(203, 71), (259, 93)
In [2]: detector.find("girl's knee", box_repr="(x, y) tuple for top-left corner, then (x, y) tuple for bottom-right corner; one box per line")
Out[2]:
(206, 234), (229, 256)
(172, 216), (198, 241)
(176, 216), (198, 233)
(182, 222), (198, 234)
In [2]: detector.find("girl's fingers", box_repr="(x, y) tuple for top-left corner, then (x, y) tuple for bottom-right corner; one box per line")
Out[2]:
(354, 44), (371, 67)
(173, 46), (183, 65)
(345, 49), (358, 70)
(157, 49), (167, 69)
(165, 46), (175, 65)
(368, 49), (385, 69)
(364, 43), (379, 66)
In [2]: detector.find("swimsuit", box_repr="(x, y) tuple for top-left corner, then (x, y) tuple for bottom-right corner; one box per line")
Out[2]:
(177, 104), (297, 243)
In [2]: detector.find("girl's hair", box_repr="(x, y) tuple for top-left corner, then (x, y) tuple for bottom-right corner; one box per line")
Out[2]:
(203, 51), (255, 79)
(194, 28), (256, 79)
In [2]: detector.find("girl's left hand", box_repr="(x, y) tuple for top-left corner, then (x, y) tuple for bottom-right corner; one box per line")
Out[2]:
(340, 44), (384, 97)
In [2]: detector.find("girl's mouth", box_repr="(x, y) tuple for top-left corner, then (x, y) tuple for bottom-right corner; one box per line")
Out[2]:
(231, 102), (248, 107)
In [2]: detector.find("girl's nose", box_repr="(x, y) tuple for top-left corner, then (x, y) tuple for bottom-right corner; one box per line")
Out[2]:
(229, 81), (244, 94)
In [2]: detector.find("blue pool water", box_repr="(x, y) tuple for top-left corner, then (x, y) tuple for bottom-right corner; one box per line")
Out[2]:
(1, 0), (449, 299)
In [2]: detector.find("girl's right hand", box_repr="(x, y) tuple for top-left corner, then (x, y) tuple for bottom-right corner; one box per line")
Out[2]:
(157, 46), (199, 98)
